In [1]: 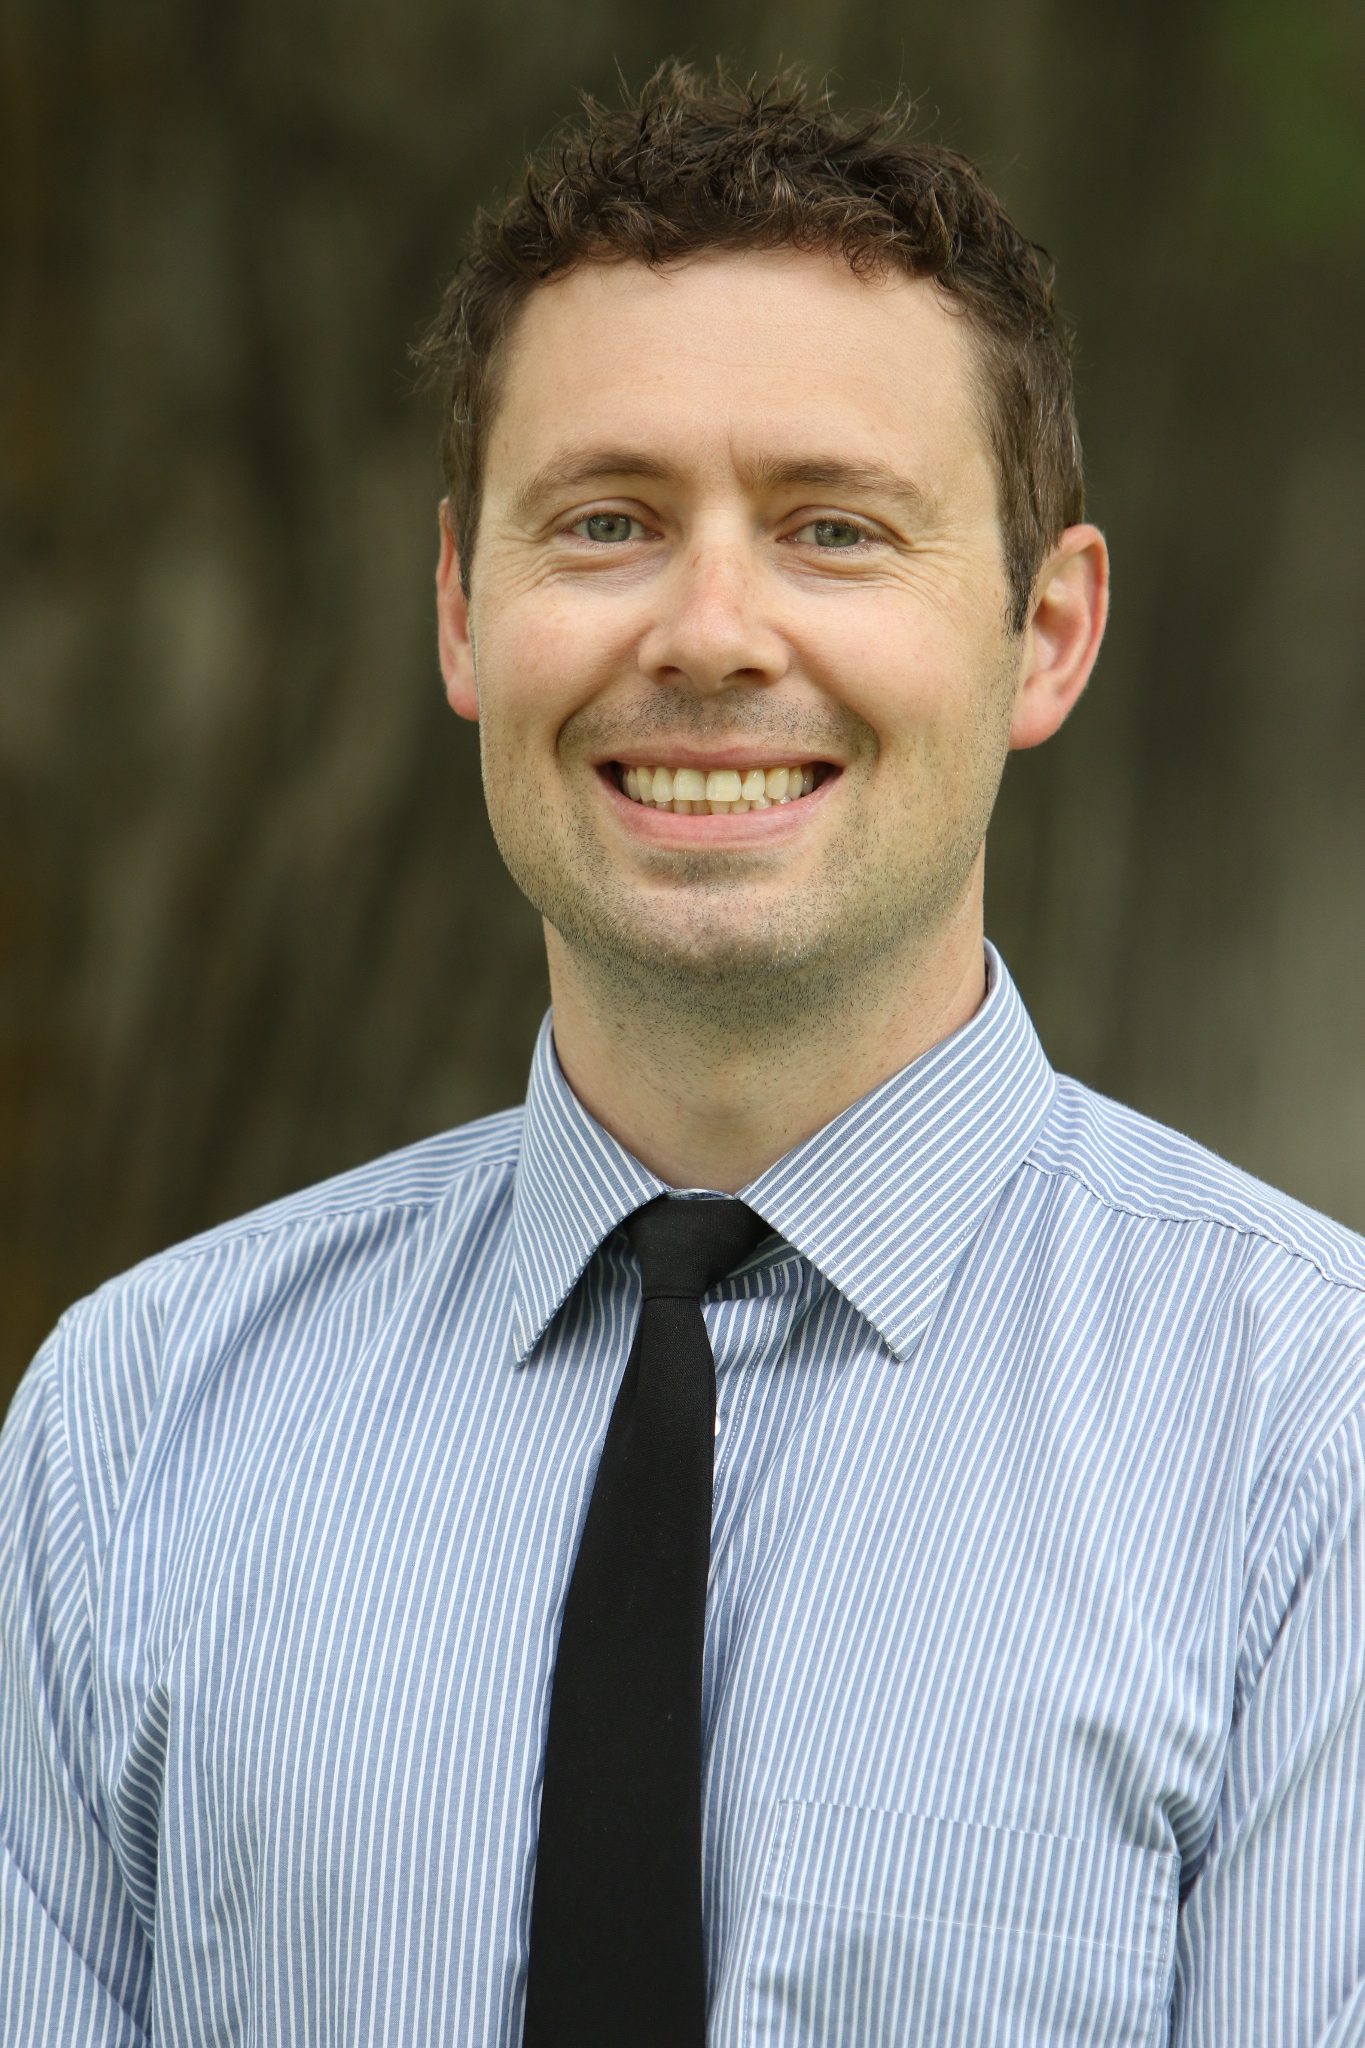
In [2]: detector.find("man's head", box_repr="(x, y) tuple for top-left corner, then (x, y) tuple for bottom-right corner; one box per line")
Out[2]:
(420, 64), (1107, 1077)
(416, 60), (1085, 637)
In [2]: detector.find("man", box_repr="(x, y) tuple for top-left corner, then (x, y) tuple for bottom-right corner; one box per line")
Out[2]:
(3, 60), (1363, 2048)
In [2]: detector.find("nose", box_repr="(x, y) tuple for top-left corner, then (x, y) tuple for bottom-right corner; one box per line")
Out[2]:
(636, 534), (790, 694)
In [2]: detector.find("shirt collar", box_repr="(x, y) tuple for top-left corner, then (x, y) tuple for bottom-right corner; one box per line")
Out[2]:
(509, 941), (1055, 1365)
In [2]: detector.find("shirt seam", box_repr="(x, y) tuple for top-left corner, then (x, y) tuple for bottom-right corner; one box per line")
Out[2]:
(1019, 1155), (1365, 1305)
(773, 1794), (1092, 1847)
(46, 1326), (117, 1850)
(112, 1157), (519, 1279)
(763, 1896), (1158, 1958)
(1236, 1413), (1364, 1710)
(51, 1323), (101, 1683)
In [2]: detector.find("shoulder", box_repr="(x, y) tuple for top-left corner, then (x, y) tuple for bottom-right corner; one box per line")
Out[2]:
(1028, 1073), (1365, 1296)
(1025, 1075), (1365, 1500)
(95, 1102), (524, 1298)
(65, 1097), (525, 1340)
(162, 1104), (526, 1258)
(16, 1106), (526, 1526)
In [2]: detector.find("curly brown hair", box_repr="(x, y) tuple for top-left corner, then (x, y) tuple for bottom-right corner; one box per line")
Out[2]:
(414, 59), (1085, 634)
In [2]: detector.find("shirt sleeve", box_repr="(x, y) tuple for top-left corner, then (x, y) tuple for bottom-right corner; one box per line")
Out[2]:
(1170, 1411), (1365, 2046)
(0, 1322), (153, 2046)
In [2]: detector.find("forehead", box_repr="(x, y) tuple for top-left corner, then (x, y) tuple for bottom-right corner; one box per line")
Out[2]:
(483, 247), (994, 505)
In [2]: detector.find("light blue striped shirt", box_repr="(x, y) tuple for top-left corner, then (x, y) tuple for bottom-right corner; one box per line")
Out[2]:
(4, 942), (1364, 2045)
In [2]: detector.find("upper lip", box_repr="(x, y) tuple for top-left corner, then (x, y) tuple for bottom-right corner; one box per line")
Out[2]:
(596, 747), (842, 771)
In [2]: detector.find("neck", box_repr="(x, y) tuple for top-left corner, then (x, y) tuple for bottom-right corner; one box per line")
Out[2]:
(543, 914), (990, 1193)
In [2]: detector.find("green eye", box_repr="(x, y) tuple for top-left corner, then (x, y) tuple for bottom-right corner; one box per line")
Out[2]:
(807, 519), (871, 548)
(577, 514), (639, 544)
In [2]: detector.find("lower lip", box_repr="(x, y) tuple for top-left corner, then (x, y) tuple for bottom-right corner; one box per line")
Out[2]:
(596, 766), (842, 846)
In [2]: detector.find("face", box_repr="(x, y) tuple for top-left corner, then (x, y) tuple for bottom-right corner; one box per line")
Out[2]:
(436, 247), (1103, 1035)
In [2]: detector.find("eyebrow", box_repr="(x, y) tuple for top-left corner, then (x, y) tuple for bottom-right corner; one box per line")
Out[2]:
(505, 446), (937, 528)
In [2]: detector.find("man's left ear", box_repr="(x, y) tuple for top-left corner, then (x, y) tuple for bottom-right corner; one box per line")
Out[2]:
(436, 497), (479, 723)
(1008, 523), (1109, 751)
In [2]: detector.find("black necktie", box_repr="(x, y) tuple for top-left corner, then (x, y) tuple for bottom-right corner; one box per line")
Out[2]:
(522, 1193), (771, 2048)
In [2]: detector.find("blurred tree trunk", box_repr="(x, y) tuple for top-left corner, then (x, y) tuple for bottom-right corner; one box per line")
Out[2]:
(3, 0), (1362, 1396)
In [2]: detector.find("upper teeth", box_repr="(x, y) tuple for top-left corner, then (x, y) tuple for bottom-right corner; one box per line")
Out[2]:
(621, 763), (818, 810)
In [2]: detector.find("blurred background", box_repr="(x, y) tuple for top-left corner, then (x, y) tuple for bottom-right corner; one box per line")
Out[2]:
(3, 0), (1363, 1403)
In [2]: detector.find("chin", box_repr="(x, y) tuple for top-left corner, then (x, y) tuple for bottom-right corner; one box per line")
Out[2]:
(556, 909), (808, 992)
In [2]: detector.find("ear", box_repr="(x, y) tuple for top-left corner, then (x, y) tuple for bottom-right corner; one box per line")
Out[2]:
(1007, 523), (1109, 751)
(436, 498), (479, 721)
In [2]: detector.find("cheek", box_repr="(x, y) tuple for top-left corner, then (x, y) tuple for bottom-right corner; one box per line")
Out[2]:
(473, 623), (572, 747)
(820, 619), (950, 747)
(477, 584), (636, 734)
(842, 633), (1014, 799)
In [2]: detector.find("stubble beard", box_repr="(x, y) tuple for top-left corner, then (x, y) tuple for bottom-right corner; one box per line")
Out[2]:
(485, 747), (999, 1064)
(475, 633), (1019, 1059)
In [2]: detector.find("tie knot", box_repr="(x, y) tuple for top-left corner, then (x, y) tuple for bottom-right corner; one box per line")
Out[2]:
(623, 1194), (771, 1301)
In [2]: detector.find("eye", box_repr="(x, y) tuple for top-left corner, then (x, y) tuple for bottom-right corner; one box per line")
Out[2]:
(569, 512), (648, 545)
(791, 517), (881, 551)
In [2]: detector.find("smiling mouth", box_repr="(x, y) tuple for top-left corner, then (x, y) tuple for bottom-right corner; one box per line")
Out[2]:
(607, 761), (837, 814)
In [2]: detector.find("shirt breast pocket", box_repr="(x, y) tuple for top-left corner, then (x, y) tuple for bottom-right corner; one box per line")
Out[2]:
(740, 1799), (1178, 2046)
